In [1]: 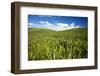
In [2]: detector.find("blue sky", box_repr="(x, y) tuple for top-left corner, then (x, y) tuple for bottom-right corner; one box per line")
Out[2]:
(28, 15), (88, 31)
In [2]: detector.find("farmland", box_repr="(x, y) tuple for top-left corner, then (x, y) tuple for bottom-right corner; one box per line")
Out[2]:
(28, 28), (88, 60)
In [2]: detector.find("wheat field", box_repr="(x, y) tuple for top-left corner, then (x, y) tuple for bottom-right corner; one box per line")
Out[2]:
(28, 28), (88, 60)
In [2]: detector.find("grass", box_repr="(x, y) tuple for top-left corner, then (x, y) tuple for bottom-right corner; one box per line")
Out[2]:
(28, 28), (88, 60)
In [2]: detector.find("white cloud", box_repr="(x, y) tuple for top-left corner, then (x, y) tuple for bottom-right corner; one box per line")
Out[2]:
(29, 21), (80, 31)
(28, 23), (34, 28)
(40, 21), (45, 24)
(52, 22), (80, 31)
(70, 22), (75, 27)
(56, 23), (69, 28)
(76, 25), (80, 28)
(28, 22), (36, 26)
(28, 22), (40, 28)
(40, 21), (52, 25)
(45, 21), (52, 25)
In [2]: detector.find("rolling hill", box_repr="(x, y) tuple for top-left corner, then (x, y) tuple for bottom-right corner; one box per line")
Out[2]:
(28, 28), (88, 60)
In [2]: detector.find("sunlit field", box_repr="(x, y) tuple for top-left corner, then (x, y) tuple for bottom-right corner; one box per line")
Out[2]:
(28, 28), (88, 60)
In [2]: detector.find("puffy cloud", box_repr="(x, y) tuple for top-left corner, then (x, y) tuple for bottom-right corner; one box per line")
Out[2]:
(28, 22), (34, 26)
(56, 23), (69, 28)
(70, 22), (75, 27)
(76, 25), (80, 28)
(28, 22), (35, 28)
(53, 22), (80, 31)
(45, 21), (52, 25)
(29, 21), (80, 31)
(40, 21), (52, 25)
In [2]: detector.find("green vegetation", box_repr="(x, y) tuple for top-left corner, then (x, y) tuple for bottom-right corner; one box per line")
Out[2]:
(28, 28), (88, 60)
